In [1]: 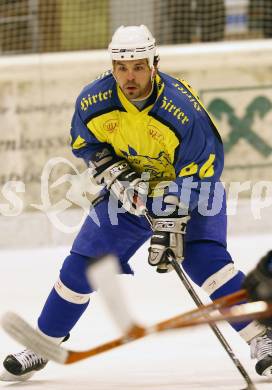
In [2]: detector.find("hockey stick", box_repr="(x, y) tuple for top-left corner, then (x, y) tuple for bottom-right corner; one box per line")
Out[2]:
(138, 203), (255, 389)
(153, 288), (247, 327)
(172, 300), (272, 329)
(0, 251), (247, 367)
(2, 295), (271, 366)
(167, 253), (256, 390)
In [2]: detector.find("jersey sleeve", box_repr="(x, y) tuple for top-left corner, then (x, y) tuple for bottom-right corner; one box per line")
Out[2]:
(168, 114), (224, 212)
(70, 99), (111, 165)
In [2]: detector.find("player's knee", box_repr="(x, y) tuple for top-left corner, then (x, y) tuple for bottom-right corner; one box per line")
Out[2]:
(59, 252), (93, 295)
(183, 240), (234, 287)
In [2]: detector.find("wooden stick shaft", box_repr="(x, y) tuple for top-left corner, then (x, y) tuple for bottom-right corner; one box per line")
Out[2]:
(64, 300), (272, 364)
(63, 289), (248, 364)
(171, 301), (272, 330)
(66, 325), (147, 364)
(155, 289), (247, 330)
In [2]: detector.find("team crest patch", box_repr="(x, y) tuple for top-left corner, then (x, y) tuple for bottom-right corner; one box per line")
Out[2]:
(120, 145), (174, 180)
(147, 125), (166, 147)
(103, 119), (119, 133)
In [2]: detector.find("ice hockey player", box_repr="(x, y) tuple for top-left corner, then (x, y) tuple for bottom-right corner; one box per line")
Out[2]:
(2, 25), (272, 380)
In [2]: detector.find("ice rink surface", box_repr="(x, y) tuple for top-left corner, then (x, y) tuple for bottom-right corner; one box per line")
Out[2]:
(1, 234), (272, 390)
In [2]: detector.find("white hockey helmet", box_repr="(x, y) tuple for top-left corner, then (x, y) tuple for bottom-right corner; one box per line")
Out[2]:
(109, 25), (156, 67)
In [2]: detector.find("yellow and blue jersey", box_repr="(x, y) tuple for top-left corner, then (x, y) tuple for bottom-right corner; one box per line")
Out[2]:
(70, 70), (224, 209)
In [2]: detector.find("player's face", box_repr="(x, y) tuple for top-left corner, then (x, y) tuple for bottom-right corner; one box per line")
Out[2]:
(113, 59), (154, 100)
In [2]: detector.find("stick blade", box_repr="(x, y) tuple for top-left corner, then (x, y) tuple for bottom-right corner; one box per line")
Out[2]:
(1, 311), (68, 364)
(87, 255), (134, 334)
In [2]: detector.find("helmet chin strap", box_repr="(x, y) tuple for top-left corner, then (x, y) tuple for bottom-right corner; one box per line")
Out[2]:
(150, 66), (156, 80)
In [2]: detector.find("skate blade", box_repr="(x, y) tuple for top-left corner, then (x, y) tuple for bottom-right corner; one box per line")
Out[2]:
(0, 367), (34, 382)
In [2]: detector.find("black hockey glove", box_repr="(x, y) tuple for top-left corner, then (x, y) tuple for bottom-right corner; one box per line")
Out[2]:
(89, 147), (149, 216)
(243, 250), (272, 327)
(148, 195), (190, 273)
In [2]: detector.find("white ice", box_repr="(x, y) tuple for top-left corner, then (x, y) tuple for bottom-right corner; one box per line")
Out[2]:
(1, 234), (272, 390)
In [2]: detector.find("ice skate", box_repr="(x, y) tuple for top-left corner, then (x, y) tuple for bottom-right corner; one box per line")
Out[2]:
(0, 349), (48, 381)
(250, 330), (272, 377)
